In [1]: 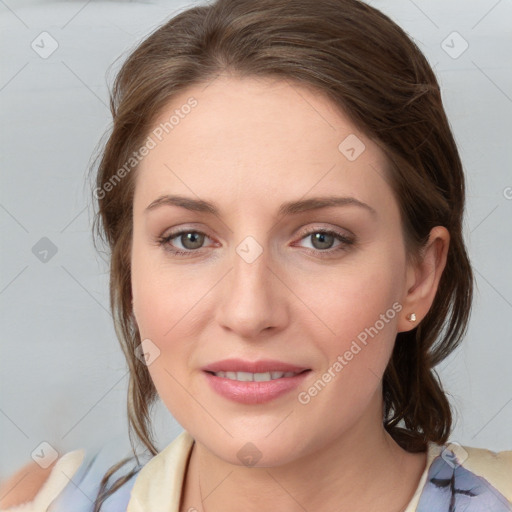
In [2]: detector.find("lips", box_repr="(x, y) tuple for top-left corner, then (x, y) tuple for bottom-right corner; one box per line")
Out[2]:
(202, 358), (311, 404)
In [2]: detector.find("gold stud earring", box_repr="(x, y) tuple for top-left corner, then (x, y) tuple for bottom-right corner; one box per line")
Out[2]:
(406, 313), (417, 322)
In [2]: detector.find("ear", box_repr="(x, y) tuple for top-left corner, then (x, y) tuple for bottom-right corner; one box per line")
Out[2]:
(397, 226), (450, 332)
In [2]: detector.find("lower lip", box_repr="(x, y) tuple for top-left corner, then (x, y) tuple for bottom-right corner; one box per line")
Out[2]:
(203, 371), (311, 404)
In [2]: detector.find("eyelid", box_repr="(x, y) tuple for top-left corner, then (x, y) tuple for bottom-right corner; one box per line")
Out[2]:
(160, 223), (353, 241)
(295, 223), (355, 239)
(160, 221), (215, 239)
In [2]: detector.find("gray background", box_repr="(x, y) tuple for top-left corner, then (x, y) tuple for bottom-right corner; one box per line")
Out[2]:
(1, 0), (511, 481)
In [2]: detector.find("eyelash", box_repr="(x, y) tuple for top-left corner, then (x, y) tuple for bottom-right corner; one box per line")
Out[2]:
(157, 227), (355, 258)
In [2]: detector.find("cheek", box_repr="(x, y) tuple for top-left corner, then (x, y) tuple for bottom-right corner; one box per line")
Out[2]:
(131, 242), (201, 424)
(131, 239), (201, 338)
(130, 240), (213, 392)
(298, 252), (404, 343)
(292, 269), (402, 429)
(292, 248), (405, 404)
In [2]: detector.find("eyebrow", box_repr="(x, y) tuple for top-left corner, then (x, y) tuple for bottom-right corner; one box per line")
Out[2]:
(144, 194), (377, 218)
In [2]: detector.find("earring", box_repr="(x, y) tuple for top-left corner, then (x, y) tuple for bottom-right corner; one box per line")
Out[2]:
(406, 313), (417, 322)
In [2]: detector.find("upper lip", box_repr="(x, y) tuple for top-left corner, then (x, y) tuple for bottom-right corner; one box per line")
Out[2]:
(202, 358), (310, 374)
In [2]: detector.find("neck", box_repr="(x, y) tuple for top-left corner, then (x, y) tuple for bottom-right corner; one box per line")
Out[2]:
(180, 398), (427, 512)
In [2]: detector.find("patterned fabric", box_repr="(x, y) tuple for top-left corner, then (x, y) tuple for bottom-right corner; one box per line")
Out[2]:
(9, 437), (510, 512)
(417, 448), (512, 511)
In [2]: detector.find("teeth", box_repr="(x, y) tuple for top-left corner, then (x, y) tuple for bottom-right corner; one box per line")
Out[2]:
(235, 371), (253, 382)
(213, 371), (299, 381)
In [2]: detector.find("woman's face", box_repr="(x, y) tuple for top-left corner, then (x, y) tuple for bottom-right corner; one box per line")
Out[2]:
(131, 75), (414, 466)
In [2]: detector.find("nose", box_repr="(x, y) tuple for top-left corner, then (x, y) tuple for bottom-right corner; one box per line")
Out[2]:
(214, 238), (289, 339)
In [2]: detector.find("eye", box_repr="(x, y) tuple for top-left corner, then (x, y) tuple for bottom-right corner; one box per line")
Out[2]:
(157, 227), (355, 258)
(295, 228), (355, 256)
(157, 229), (214, 255)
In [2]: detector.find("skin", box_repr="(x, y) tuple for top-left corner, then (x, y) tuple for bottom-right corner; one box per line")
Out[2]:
(131, 74), (449, 512)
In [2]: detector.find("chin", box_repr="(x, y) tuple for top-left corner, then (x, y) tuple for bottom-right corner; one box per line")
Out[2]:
(195, 431), (309, 469)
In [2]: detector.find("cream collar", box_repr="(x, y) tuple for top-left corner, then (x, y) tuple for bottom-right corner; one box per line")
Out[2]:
(126, 431), (443, 512)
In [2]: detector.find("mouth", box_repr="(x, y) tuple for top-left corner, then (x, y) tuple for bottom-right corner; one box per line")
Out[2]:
(201, 360), (311, 404)
(205, 370), (309, 381)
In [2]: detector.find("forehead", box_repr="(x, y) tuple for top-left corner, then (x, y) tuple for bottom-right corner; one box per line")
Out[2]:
(134, 76), (394, 217)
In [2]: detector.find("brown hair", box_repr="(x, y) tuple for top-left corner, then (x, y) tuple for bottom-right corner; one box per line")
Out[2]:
(90, 0), (473, 508)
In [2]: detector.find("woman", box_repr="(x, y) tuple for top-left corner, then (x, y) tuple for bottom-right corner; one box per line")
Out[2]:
(1, 0), (510, 511)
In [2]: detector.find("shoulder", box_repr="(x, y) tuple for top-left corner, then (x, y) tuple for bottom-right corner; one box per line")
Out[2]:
(416, 442), (512, 512)
(460, 445), (512, 498)
(0, 449), (85, 511)
(48, 442), (143, 512)
(0, 442), (143, 512)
